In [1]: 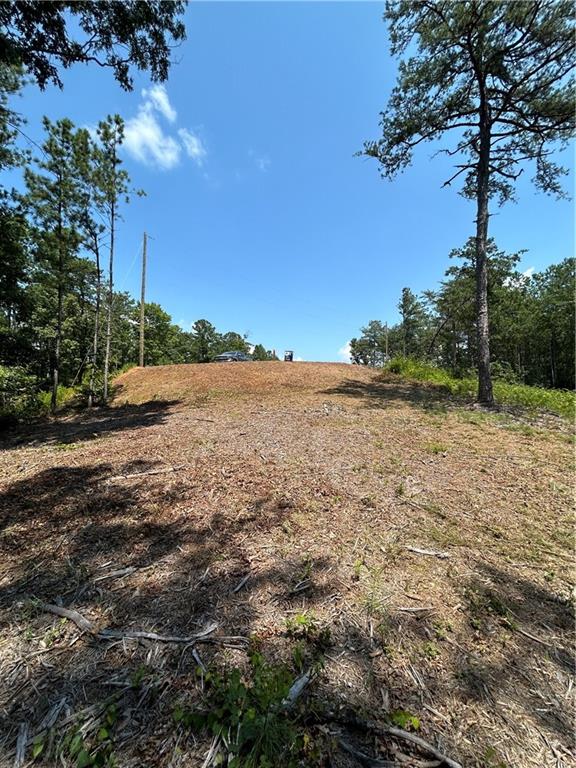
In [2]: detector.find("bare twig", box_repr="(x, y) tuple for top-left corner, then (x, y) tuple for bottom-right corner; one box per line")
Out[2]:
(106, 464), (187, 482)
(94, 566), (137, 583)
(405, 546), (450, 560)
(40, 603), (95, 634)
(232, 574), (250, 593)
(332, 714), (463, 768)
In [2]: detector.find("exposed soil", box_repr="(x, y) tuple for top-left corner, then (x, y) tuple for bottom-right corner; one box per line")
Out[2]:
(1, 362), (574, 767)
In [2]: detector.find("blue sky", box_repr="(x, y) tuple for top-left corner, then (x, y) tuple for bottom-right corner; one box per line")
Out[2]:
(12, 1), (575, 362)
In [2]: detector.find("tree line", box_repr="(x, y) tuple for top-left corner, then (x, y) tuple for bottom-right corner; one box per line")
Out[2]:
(350, 241), (574, 391)
(0, 69), (276, 419)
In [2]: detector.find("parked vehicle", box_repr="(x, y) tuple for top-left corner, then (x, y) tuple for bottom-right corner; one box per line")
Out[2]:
(213, 351), (252, 362)
(284, 350), (294, 362)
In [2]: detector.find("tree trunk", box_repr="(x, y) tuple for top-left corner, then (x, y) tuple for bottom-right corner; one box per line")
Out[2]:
(103, 204), (114, 401)
(474, 107), (494, 406)
(51, 198), (64, 414)
(88, 234), (101, 408)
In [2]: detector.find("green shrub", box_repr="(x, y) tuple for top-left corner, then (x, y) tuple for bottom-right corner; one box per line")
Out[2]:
(384, 357), (574, 419)
(0, 366), (39, 424)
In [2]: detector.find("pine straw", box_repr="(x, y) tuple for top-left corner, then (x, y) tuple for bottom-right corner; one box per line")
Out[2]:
(0, 362), (574, 767)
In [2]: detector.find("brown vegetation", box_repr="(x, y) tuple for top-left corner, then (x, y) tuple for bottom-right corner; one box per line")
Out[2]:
(0, 362), (573, 767)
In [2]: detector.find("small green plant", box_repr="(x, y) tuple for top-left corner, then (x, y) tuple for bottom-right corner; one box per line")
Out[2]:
(389, 709), (420, 731)
(420, 641), (440, 659)
(352, 558), (364, 581)
(59, 705), (117, 767)
(174, 652), (320, 767)
(285, 613), (332, 651)
(425, 442), (448, 455)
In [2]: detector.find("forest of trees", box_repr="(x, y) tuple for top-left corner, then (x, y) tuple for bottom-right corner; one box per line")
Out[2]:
(350, 241), (575, 391)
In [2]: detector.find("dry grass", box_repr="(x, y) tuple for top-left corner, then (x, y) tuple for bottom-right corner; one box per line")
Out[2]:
(0, 362), (574, 767)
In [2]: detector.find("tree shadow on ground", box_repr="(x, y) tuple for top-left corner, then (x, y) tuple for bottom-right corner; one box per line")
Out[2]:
(0, 412), (572, 766)
(320, 376), (464, 413)
(0, 399), (180, 450)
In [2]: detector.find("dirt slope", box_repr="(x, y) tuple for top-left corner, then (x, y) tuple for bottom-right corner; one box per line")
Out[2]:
(0, 362), (573, 767)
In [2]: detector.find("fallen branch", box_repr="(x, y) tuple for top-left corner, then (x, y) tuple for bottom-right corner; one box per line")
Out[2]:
(513, 626), (553, 648)
(94, 566), (137, 583)
(405, 546), (450, 560)
(395, 606), (435, 614)
(282, 670), (312, 710)
(40, 603), (95, 634)
(98, 623), (248, 648)
(232, 574), (250, 593)
(106, 464), (187, 483)
(332, 714), (463, 768)
(97, 621), (219, 643)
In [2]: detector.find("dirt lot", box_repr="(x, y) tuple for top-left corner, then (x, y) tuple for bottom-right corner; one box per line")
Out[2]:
(0, 362), (574, 767)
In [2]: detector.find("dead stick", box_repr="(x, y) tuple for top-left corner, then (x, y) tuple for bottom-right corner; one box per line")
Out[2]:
(40, 603), (95, 634)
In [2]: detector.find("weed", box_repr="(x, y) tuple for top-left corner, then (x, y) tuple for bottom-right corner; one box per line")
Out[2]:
(420, 641), (441, 659)
(174, 651), (323, 767)
(286, 612), (332, 651)
(59, 705), (118, 767)
(425, 442), (448, 455)
(388, 709), (420, 731)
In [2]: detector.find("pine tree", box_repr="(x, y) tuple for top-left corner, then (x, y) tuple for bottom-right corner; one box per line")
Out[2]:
(363, 1), (575, 404)
(25, 118), (84, 411)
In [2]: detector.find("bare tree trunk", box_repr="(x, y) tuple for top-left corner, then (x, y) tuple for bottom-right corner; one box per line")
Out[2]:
(475, 106), (494, 406)
(103, 203), (114, 402)
(88, 234), (101, 408)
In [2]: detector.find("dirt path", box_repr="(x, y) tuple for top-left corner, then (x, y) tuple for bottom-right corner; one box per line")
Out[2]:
(1, 363), (574, 767)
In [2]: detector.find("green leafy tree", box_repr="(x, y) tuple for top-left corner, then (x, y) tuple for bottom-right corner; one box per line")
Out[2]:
(530, 258), (575, 389)
(252, 343), (269, 361)
(0, 1), (186, 90)
(363, 1), (575, 405)
(398, 287), (426, 357)
(191, 319), (221, 363)
(218, 331), (251, 355)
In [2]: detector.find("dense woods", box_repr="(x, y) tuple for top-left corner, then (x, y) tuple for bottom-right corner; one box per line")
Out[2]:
(350, 242), (575, 390)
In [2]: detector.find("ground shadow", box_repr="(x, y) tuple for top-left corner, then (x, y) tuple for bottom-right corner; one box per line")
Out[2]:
(320, 375), (464, 413)
(0, 399), (180, 450)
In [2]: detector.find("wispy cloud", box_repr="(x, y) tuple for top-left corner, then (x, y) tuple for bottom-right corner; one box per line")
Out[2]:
(338, 341), (351, 362)
(178, 128), (207, 167)
(142, 84), (177, 123)
(248, 149), (271, 173)
(123, 85), (208, 172)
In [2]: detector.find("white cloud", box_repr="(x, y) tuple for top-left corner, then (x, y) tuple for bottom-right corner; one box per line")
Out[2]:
(142, 84), (177, 123)
(294, 356), (304, 362)
(123, 85), (208, 172)
(178, 128), (207, 167)
(338, 341), (351, 363)
(124, 105), (181, 170)
(522, 267), (535, 279)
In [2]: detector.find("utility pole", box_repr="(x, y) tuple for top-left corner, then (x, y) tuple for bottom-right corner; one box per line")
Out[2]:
(139, 231), (147, 368)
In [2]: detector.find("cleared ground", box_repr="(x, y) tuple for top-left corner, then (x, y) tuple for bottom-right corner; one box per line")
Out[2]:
(0, 362), (574, 767)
